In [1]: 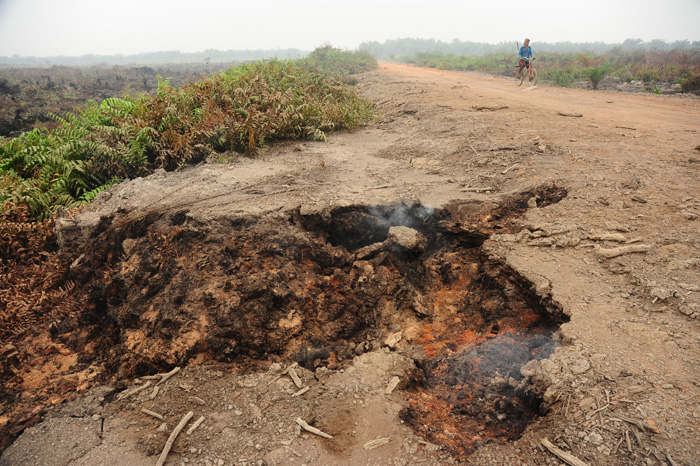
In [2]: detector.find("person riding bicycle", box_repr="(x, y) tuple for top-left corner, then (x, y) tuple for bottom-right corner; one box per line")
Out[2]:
(518, 38), (535, 75)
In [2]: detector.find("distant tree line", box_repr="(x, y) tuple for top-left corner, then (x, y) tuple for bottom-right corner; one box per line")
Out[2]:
(359, 38), (700, 58)
(0, 48), (308, 66)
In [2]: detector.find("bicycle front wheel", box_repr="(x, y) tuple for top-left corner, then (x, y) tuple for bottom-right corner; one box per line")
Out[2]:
(528, 68), (538, 86)
(516, 68), (525, 86)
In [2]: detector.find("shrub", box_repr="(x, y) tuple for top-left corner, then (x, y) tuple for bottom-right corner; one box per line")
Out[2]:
(587, 64), (610, 89)
(543, 69), (575, 87)
(679, 72), (700, 93)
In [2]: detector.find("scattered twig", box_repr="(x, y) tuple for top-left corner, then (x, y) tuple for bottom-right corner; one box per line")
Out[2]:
(612, 435), (624, 455)
(189, 396), (206, 406)
(117, 381), (152, 401)
(460, 186), (495, 193)
(364, 436), (391, 450)
(596, 244), (651, 259)
(557, 111), (583, 118)
(288, 368), (303, 389)
(156, 411), (194, 466)
(149, 385), (160, 400)
(186, 416), (205, 435)
(472, 105), (509, 111)
(292, 387), (310, 397)
(295, 417), (333, 439)
(468, 145), (479, 155)
(141, 408), (165, 421)
(267, 362), (299, 386)
(613, 415), (660, 433)
(586, 403), (610, 420)
(625, 430), (632, 453)
(665, 450), (679, 466)
(156, 367), (181, 386)
(540, 438), (589, 466)
(616, 126), (637, 131)
(502, 164), (521, 175)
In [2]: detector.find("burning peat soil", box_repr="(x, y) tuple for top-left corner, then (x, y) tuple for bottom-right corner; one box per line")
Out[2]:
(1, 185), (569, 458)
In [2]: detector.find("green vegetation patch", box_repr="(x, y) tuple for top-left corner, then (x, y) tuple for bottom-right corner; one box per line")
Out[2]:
(1, 57), (375, 220)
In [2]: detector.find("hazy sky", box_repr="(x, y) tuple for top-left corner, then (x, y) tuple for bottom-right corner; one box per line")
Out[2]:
(0, 0), (699, 57)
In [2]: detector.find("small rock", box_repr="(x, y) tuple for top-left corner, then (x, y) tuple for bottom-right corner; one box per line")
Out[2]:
(570, 357), (591, 375)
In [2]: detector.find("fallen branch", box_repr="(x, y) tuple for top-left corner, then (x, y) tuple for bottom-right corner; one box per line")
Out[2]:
(156, 367), (181, 386)
(117, 381), (151, 401)
(156, 411), (194, 466)
(141, 408), (165, 421)
(540, 438), (589, 466)
(596, 244), (651, 258)
(292, 387), (310, 397)
(472, 105), (509, 111)
(460, 187), (495, 193)
(295, 418), (333, 439)
(616, 126), (636, 131)
(558, 111), (583, 118)
(186, 416), (205, 435)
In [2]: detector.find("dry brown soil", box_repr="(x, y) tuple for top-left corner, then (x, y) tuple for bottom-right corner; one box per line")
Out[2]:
(1, 62), (700, 466)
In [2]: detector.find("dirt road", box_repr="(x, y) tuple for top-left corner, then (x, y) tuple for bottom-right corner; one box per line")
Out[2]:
(2, 62), (699, 466)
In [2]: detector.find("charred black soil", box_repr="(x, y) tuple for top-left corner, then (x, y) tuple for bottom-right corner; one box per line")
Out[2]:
(0, 185), (572, 456)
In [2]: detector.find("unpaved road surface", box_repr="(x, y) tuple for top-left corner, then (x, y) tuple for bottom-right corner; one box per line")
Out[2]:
(2, 62), (700, 466)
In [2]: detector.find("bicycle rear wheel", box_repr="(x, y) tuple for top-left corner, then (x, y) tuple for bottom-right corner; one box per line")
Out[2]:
(515, 68), (525, 86)
(528, 68), (538, 86)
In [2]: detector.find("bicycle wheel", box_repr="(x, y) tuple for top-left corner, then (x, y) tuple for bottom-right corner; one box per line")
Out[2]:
(528, 68), (538, 86)
(515, 68), (525, 86)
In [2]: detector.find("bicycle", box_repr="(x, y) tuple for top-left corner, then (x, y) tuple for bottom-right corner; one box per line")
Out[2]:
(515, 57), (537, 87)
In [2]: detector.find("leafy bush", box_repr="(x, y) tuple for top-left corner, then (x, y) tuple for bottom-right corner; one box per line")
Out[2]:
(587, 64), (611, 89)
(542, 69), (576, 87)
(300, 45), (378, 83)
(679, 72), (700, 93)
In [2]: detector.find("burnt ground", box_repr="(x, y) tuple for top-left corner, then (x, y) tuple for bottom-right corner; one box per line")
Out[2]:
(1, 62), (700, 465)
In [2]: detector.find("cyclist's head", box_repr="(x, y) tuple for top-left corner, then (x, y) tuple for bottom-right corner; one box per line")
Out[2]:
(524, 38), (530, 44)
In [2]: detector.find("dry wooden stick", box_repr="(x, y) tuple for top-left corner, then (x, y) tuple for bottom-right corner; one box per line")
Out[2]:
(267, 362), (298, 385)
(612, 436), (624, 455)
(625, 430), (632, 452)
(292, 387), (310, 397)
(141, 408), (165, 421)
(295, 418), (333, 439)
(665, 451), (679, 466)
(596, 244), (650, 258)
(156, 367), (181, 386)
(156, 411), (193, 466)
(186, 416), (205, 435)
(117, 381), (152, 400)
(288, 368), (303, 389)
(557, 111), (583, 118)
(540, 438), (589, 466)
(460, 186), (495, 193)
(502, 164), (521, 175)
(613, 415), (660, 433)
